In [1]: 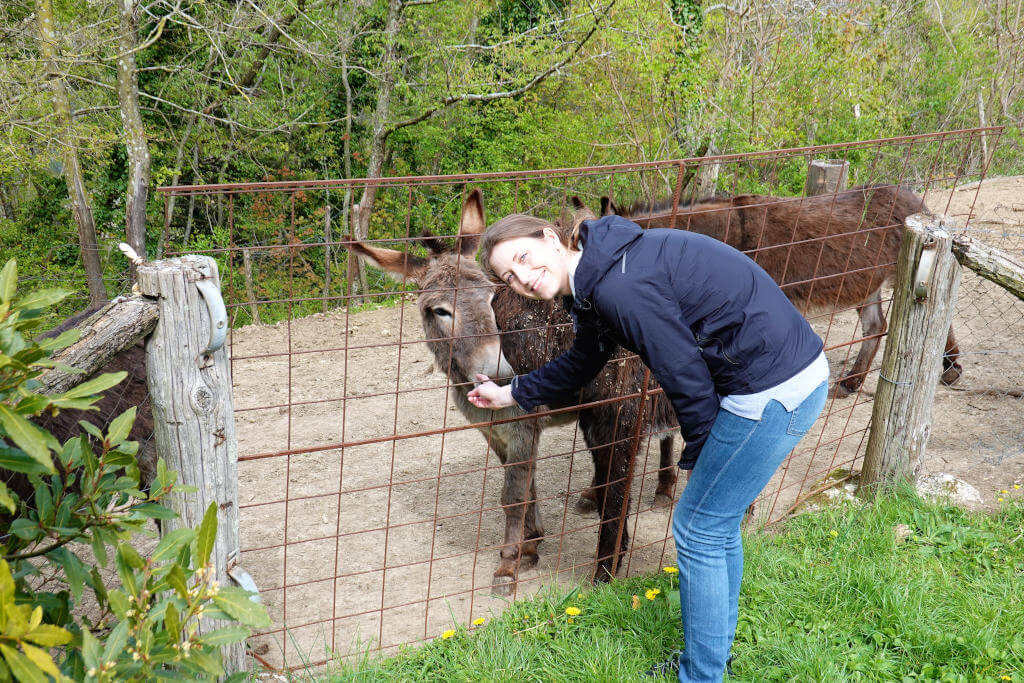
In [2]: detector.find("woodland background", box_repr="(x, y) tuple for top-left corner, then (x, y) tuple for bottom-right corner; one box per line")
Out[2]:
(2, 0), (1022, 318)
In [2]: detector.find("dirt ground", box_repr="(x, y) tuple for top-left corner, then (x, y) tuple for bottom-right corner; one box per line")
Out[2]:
(230, 177), (1024, 670)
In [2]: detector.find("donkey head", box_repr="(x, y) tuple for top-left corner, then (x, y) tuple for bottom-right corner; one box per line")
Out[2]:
(343, 189), (514, 387)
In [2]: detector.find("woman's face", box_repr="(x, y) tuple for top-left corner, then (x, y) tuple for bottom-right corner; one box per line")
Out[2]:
(489, 227), (571, 301)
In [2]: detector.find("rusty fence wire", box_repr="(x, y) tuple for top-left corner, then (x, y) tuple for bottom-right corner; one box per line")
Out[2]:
(154, 126), (1007, 671)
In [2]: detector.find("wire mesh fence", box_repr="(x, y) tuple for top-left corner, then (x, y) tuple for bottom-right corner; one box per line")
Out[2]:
(152, 126), (1010, 671)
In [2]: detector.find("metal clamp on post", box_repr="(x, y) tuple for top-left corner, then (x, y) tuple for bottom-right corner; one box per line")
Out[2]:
(226, 550), (262, 604)
(913, 236), (938, 301)
(195, 277), (227, 355)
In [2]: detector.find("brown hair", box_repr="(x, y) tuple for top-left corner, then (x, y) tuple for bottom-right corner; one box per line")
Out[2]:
(478, 214), (572, 283)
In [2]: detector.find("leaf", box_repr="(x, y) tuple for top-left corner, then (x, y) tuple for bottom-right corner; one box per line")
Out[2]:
(0, 445), (51, 474)
(195, 501), (218, 567)
(131, 502), (178, 520)
(106, 407), (136, 446)
(107, 590), (130, 620)
(152, 528), (195, 565)
(14, 289), (69, 314)
(0, 643), (47, 683)
(0, 406), (54, 473)
(212, 587), (271, 628)
(117, 542), (146, 571)
(24, 624), (72, 648)
(90, 529), (108, 567)
(19, 642), (60, 679)
(165, 565), (189, 599)
(102, 619), (129, 663)
(198, 626), (250, 647)
(0, 259), (15, 304)
(14, 394), (49, 417)
(164, 603), (181, 641)
(81, 628), (100, 670)
(0, 481), (15, 514)
(60, 371), (127, 400)
(185, 649), (224, 677)
(35, 328), (78, 353)
(49, 547), (88, 602)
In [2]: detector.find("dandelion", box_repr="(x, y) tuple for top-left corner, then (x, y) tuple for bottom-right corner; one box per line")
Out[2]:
(577, 593), (584, 599)
(1001, 489), (1009, 494)
(441, 629), (455, 640)
(662, 566), (679, 575)
(565, 606), (581, 616)
(999, 498), (1005, 502)
(829, 530), (839, 538)
(472, 617), (485, 626)
(1000, 677), (1011, 681)
(568, 617), (575, 624)
(645, 588), (661, 601)
(1014, 484), (1020, 490)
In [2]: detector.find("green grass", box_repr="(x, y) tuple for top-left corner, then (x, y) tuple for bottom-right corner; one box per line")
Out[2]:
(323, 491), (1024, 682)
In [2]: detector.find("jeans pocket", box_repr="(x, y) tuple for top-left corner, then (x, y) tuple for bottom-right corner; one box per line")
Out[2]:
(708, 409), (760, 446)
(786, 382), (827, 436)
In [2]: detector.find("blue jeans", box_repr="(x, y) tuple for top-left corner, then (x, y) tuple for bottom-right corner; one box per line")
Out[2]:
(672, 382), (828, 682)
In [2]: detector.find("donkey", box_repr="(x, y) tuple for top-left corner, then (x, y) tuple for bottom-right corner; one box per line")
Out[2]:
(343, 190), (678, 593)
(598, 184), (963, 396)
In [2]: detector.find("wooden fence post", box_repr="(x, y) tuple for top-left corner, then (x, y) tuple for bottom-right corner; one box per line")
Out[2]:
(859, 213), (961, 493)
(806, 159), (849, 196)
(137, 255), (246, 674)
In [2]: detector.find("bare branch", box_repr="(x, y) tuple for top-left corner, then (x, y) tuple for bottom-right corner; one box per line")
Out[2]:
(386, 1), (615, 138)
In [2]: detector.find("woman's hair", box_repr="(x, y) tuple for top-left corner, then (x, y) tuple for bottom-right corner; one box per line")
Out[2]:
(478, 213), (569, 283)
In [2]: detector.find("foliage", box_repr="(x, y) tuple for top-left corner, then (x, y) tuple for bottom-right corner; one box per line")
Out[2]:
(328, 490), (1024, 681)
(0, 259), (270, 681)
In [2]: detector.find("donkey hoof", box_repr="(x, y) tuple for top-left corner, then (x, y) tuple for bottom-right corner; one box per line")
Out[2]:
(490, 574), (516, 597)
(575, 495), (598, 514)
(592, 562), (617, 584)
(831, 380), (856, 398)
(941, 363), (963, 385)
(518, 552), (540, 570)
(653, 492), (674, 509)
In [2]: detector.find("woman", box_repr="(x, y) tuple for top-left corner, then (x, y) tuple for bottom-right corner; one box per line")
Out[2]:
(468, 211), (829, 682)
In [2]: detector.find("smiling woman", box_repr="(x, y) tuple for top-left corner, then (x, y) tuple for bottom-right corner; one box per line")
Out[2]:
(468, 209), (830, 682)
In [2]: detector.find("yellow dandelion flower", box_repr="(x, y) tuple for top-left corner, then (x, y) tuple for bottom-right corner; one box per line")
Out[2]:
(1000, 677), (1011, 681)
(568, 617), (575, 624)
(577, 593), (584, 599)
(645, 588), (661, 600)
(1014, 484), (1020, 490)
(565, 606), (581, 616)
(829, 530), (839, 537)
(472, 617), (485, 626)
(441, 629), (455, 640)
(662, 566), (679, 574)
(998, 497), (1005, 502)
(1002, 489), (1009, 494)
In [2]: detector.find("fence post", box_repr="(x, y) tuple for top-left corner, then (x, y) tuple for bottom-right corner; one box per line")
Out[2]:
(806, 159), (849, 196)
(859, 213), (960, 493)
(137, 255), (246, 674)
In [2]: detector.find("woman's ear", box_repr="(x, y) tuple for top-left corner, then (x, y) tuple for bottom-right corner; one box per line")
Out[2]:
(542, 226), (563, 250)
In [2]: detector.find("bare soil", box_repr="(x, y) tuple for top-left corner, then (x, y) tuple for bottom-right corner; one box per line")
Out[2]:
(232, 177), (1024, 669)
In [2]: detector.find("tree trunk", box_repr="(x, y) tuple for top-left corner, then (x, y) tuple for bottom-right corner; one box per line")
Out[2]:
(951, 233), (1024, 302)
(34, 0), (106, 306)
(117, 0), (151, 273)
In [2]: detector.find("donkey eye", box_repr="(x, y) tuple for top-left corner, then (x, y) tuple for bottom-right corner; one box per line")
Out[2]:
(431, 306), (452, 318)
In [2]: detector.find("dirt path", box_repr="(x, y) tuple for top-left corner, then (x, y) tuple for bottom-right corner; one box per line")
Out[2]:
(233, 177), (1024, 669)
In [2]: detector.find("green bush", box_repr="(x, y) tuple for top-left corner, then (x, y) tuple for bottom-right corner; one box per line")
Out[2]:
(0, 259), (269, 681)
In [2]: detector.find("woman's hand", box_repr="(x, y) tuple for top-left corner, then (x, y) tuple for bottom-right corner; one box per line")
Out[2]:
(467, 374), (516, 410)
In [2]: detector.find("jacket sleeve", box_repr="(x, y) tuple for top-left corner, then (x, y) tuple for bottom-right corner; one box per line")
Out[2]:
(509, 327), (617, 411)
(601, 285), (719, 469)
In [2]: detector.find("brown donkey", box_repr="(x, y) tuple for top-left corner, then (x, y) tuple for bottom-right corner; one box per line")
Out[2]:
(343, 190), (678, 594)
(599, 185), (962, 396)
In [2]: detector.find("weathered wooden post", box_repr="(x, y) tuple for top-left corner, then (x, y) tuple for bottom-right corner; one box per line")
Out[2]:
(859, 214), (960, 493)
(137, 255), (246, 673)
(806, 159), (849, 196)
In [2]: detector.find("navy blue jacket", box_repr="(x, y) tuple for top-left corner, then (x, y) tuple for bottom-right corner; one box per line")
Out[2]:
(510, 215), (823, 469)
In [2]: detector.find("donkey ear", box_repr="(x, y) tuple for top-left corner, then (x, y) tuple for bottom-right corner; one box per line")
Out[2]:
(457, 188), (486, 256)
(569, 200), (597, 251)
(343, 234), (429, 284)
(599, 196), (618, 216)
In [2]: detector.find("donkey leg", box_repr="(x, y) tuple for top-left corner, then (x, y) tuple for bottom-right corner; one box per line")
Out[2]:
(575, 471), (600, 514)
(588, 442), (631, 583)
(837, 289), (886, 397)
(653, 435), (678, 508)
(492, 435), (542, 596)
(941, 325), (963, 385)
